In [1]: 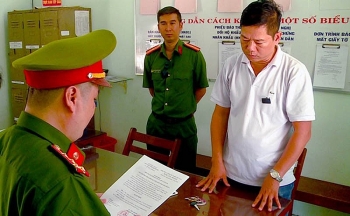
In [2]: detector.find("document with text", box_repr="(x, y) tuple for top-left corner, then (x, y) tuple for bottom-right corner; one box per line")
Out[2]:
(101, 155), (189, 215)
(313, 44), (348, 89)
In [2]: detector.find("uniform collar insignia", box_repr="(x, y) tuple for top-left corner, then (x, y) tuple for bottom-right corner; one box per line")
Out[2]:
(178, 45), (183, 55)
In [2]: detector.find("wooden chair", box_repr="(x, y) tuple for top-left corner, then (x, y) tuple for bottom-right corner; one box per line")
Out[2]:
(283, 148), (308, 216)
(122, 127), (181, 168)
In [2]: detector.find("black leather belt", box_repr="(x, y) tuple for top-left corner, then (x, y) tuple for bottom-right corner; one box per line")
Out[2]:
(152, 112), (193, 124)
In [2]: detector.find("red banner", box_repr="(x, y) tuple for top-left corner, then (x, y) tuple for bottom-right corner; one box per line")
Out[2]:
(43, 0), (62, 6)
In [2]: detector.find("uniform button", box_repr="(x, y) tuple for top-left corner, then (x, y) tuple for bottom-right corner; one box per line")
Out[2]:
(166, 88), (169, 91)
(165, 103), (168, 106)
(73, 152), (79, 160)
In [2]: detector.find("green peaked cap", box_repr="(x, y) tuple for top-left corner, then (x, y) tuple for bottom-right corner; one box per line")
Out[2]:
(13, 29), (117, 70)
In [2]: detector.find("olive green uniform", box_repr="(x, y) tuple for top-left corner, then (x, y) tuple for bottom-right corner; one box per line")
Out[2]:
(0, 112), (110, 216)
(143, 40), (208, 172)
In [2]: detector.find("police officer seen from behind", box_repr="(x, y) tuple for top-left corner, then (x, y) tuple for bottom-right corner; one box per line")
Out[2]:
(0, 30), (116, 215)
(143, 6), (209, 173)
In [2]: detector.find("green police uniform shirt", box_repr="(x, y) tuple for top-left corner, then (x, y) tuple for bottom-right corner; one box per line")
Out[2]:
(0, 112), (110, 216)
(143, 40), (209, 118)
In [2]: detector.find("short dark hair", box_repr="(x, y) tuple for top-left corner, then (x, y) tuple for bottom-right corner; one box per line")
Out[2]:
(157, 6), (182, 23)
(240, 0), (282, 36)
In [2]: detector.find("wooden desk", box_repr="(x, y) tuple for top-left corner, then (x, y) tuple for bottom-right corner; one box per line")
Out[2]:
(85, 148), (291, 216)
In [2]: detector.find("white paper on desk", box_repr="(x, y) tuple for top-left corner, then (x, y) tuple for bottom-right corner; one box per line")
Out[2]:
(101, 155), (189, 216)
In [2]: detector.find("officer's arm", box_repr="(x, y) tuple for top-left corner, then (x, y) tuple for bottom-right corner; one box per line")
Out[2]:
(149, 88), (154, 97)
(195, 88), (206, 103)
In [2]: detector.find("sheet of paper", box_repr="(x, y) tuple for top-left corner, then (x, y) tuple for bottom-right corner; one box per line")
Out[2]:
(136, 39), (162, 75)
(279, 42), (292, 55)
(218, 42), (242, 77)
(175, 0), (197, 13)
(140, 0), (159, 15)
(313, 44), (348, 89)
(217, 0), (243, 12)
(75, 11), (90, 36)
(101, 155), (189, 215)
(275, 0), (292, 11)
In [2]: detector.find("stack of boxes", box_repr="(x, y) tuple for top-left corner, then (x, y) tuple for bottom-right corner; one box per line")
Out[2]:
(7, 7), (91, 123)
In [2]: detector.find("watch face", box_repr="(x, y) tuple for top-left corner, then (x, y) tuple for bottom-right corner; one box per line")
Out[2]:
(270, 169), (282, 182)
(271, 171), (278, 178)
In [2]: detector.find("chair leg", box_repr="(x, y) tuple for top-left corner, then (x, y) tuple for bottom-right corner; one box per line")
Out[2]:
(288, 201), (294, 216)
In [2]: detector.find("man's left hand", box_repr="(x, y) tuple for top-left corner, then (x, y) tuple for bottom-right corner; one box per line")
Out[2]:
(251, 176), (281, 211)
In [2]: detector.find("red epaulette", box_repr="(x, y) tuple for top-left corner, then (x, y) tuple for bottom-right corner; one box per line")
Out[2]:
(184, 43), (201, 52)
(146, 45), (161, 55)
(51, 143), (90, 177)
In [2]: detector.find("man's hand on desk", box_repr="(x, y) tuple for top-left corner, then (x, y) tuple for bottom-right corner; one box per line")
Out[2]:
(195, 161), (230, 193)
(252, 176), (281, 211)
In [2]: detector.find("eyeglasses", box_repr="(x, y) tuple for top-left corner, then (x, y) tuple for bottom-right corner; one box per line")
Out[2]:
(161, 61), (172, 79)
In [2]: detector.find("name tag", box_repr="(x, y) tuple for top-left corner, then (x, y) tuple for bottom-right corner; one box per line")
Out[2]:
(151, 70), (161, 73)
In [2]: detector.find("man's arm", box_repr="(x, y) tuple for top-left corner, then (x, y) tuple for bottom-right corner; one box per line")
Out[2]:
(252, 121), (312, 211)
(148, 88), (154, 97)
(196, 104), (231, 192)
(195, 88), (206, 103)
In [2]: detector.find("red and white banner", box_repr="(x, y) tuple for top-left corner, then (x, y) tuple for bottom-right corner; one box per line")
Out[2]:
(43, 0), (62, 6)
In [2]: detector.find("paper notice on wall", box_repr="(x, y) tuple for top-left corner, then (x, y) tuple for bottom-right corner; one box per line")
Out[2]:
(140, 0), (159, 15)
(75, 11), (90, 36)
(313, 44), (348, 89)
(175, 0), (197, 13)
(217, 0), (243, 12)
(218, 41), (242, 77)
(275, 0), (292, 11)
(279, 42), (292, 55)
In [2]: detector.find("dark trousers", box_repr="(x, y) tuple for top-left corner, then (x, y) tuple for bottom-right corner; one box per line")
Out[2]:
(146, 113), (197, 173)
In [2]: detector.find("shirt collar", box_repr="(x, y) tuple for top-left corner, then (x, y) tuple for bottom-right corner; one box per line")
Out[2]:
(16, 112), (89, 176)
(17, 112), (72, 152)
(242, 45), (282, 68)
(160, 40), (183, 56)
(269, 45), (283, 67)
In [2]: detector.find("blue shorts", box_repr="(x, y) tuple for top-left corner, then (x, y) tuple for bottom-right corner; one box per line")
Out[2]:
(227, 178), (294, 200)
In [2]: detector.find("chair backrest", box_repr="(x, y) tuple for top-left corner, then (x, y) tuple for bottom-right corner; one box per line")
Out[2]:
(291, 148), (307, 199)
(122, 127), (181, 168)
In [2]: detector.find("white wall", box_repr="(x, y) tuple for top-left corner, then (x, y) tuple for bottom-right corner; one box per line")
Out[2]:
(2, 1), (349, 215)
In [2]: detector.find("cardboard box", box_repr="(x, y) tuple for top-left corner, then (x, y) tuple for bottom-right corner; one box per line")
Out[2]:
(8, 11), (25, 64)
(23, 11), (40, 55)
(10, 83), (28, 121)
(40, 9), (59, 46)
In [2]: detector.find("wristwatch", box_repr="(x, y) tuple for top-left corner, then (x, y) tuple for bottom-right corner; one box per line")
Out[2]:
(270, 169), (283, 182)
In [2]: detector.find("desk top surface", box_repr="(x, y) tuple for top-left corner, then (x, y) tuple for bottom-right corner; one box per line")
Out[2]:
(85, 148), (290, 216)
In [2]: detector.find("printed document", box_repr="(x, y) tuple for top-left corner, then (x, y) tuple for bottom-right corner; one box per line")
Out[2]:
(101, 155), (189, 215)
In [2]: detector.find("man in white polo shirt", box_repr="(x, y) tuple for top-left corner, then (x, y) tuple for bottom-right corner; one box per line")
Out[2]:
(196, 0), (315, 212)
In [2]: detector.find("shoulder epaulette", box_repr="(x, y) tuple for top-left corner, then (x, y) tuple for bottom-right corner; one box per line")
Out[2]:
(184, 43), (201, 52)
(146, 45), (161, 55)
(51, 144), (90, 177)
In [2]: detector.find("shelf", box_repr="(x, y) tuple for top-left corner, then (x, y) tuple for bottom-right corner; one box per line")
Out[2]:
(105, 76), (132, 93)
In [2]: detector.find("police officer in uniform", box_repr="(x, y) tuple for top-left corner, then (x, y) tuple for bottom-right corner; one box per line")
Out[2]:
(143, 6), (209, 173)
(0, 30), (116, 215)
